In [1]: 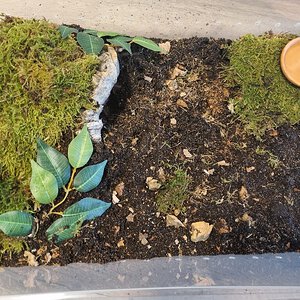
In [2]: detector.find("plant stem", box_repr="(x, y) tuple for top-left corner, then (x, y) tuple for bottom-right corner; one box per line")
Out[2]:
(50, 211), (63, 216)
(48, 168), (77, 215)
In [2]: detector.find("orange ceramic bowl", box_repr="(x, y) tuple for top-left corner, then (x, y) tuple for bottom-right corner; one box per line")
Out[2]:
(280, 37), (300, 87)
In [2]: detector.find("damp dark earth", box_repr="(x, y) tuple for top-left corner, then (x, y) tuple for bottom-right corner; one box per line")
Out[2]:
(2, 37), (300, 267)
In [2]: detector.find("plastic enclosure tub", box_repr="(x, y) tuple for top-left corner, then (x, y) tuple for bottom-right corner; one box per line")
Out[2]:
(0, 0), (300, 299)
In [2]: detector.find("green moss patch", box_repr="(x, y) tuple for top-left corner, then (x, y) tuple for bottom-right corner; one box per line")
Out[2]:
(0, 233), (25, 259)
(0, 17), (99, 214)
(225, 34), (300, 139)
(0, 177), (29, 212)
(156, 168), (191, 214)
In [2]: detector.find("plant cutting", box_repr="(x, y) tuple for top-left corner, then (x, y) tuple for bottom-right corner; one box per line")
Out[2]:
(59, 25), (163, 55)
(0, 125), (111, 243)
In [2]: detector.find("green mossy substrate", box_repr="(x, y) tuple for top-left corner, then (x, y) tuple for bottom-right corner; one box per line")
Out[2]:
(0, 17), (99, 216)
(226, 34), (300, 139)
(156, 168), (191, 214)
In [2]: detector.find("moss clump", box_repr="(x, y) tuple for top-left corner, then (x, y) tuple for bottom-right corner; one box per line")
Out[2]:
(0, 177), (29, 212)
(0, 17), (99, 213)
(156, 168), (191, 214)
(225, 34), (300, 139)
(0, 233), (25, 259)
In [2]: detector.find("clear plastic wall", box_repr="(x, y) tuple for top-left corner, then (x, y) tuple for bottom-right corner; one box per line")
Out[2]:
(1, 254), (300, 299)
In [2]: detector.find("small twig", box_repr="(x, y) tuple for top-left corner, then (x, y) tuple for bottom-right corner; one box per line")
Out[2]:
(48, 168), (77, 215)
(50, 211), (63, 216)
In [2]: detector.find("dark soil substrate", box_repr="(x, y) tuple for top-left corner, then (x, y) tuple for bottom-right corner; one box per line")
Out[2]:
(3, 37), (300, 267)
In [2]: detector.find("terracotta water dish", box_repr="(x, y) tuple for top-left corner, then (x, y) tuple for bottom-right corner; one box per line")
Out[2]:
(280, 37), (300, 87)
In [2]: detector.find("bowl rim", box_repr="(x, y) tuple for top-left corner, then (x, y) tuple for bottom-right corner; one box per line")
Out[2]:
(280, 37), (300, 87)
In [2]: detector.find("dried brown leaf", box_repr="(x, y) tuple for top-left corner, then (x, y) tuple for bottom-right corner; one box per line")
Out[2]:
(126, 213), (135, 222)
(190, 221), (213, 242)
(146, 177), (161, 191)
(176, 99), (188, 109)
(159, 41), (171, 54)
(241, 213), (253, 223)
(112, 191), (120, 204)
(183, 148), (193, 158)
(173, 209), (181, 216)
(223, 88), (230, 98)
(170, 118), (177, 125)
(227, 102), (235, 114)
(36, 245), (47, 256)
(24, 251), (38, 267)
(115, 182), (125, 196)
(246, 166), (255, 173)
(50, 247), (60, 259)
(165, 79), (178, 91)
(138, 233), (149, 245)
(187, 73), (199, 82)
(269, 129), (278, 137)
(166, 214), (185, 228)
(44, 253), (52, 264)
(157, 167), (166, 183)
(193, 185), (208, 198)
(117, 238), (125, 247)
(170, 64), (187, 80)
(144, 75), (153, 82)
(217, 160), (230, 167)
(204, 169), (215, 176)
(215, 218), (232, 234)
(240, 213), (255, 227)
(239, 186), (249, 201)
(131, 137), (139, 146)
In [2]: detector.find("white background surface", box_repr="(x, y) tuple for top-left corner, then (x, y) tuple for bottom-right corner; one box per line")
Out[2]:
(0, 0), (299, 38)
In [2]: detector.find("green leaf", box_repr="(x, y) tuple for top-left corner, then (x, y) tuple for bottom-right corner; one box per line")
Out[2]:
(132, 36), (162, 52)
(107, 36), (132, 54)
(0, 211), (33, 236)
(83, 29), (98, 36)
(46, 198), (111, 243)
(76, 32), (104, 55)
(64, 198), (111, 221)
(97, 31), (120, 38)
(30, 160), (58, 204)
(46, 215), (84, 243)
(59, 25), (78, 39)
(37, 138), (71, 188)
(68, 125), (93, 168)
(73, 160), (107, 192)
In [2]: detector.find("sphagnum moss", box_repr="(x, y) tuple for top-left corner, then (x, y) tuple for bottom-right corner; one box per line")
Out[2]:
(0, 233), (25, 260)
(225, 34), (300, 139)
(0, 17), (99, 215)
(156, 168), (191, 214)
